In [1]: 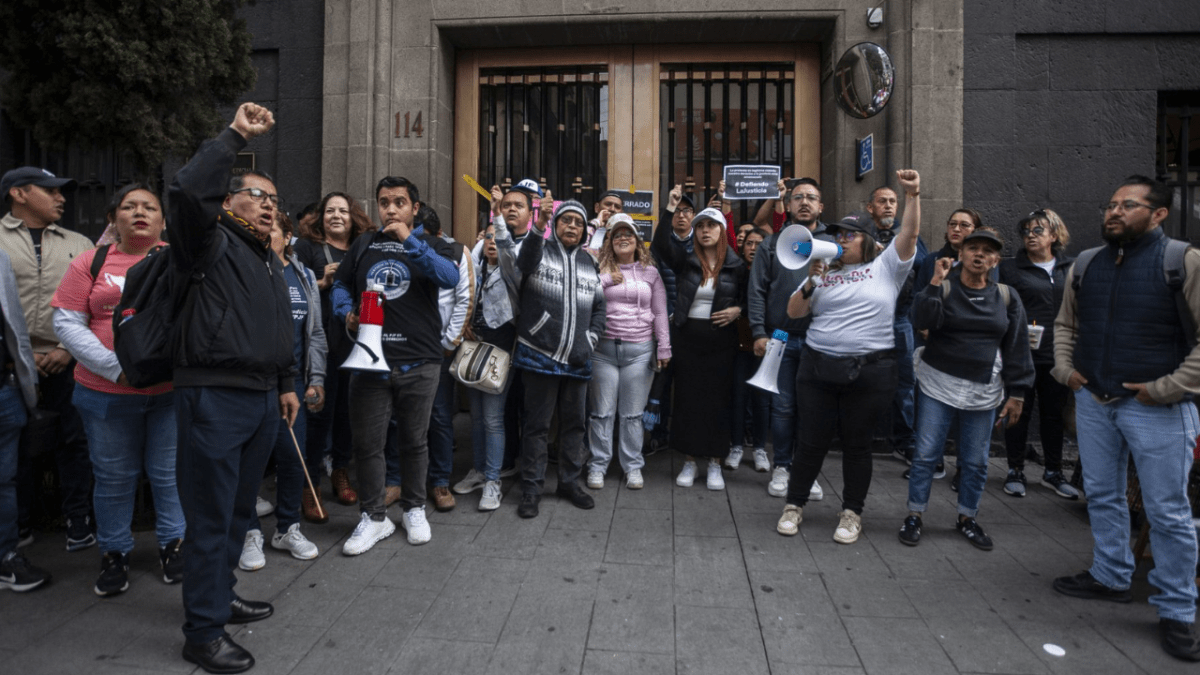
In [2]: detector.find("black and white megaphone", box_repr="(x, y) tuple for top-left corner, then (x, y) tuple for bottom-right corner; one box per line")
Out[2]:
(341, 283), (390, 373)
(776, 224), (843, 270)
(747, 329), (790, 394)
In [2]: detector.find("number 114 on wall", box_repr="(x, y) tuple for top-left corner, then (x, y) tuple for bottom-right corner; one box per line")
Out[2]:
(396, 111), (424, 138)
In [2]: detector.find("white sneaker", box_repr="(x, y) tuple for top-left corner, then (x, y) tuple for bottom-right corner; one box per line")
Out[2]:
(753, 448), (770, 472)
(676, 461), (698, 487)
(706, 460), (725, 490)
(833, 509), (862, 544)
(479, 480), (502, 511)
(587, 470), (605, 490)
(342, 512), (395, 556)
(452, 468), (487, 494)
(768, 466), (789, 497)
(401, 506), (432, 545)
(255, 496), (274, 518)
(626, 469), (644, 490)
(777, 504), (803, 536)
(270, 523), (318, 560)
(809, 480), (824, 501)
(322, 454), (333, 477)
(725, 446), (743, 470)
(239, 529), (265, 571)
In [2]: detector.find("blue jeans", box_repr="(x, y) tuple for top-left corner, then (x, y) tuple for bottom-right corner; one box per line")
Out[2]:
(250, 383), (307, 534)
(732, 351), (770, 447)
(73, 386), (183, 554)
(906, 390), (995, 518)
(0, 383), (28, 557)
(587, 339), (654, 474)
(768, 335), (804, 468)
(891, 319), (916, 453)
(467, 379), (511, 482)
(426, 356), (457, 488)
(1075, 391), (1199, 623)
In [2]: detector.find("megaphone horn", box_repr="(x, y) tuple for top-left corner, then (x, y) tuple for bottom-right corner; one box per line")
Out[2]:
(776, 224), (843, 270)
(747, 329), (790, 394)
(341, 284), (391, 373)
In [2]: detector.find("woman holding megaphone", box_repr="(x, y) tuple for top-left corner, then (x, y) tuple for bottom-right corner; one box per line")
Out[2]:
(776, 170), (923, 544)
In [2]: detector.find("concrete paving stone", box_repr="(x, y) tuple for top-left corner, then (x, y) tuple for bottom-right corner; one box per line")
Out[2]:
(604, 508), (673, 567)
(469, 498), (553, 560)
(291, 586), (438, 675)
(925, 615), (1051, 674)
(386, 637), (494, 675)
(581, 649), (675, 675)
(1084, 613), (1195, 675)
(673, 535), (754, 609)
(748, 569), (839, 617)
(2, 601), (154, 674)
(902, 579), (993, 622)
(808, 539), (893, 576)
(484, 593), (593, 675)
(612, 473), (675, 511)
(768, 667), (867, 675)
(732, 509), (821, 573)
(1005, 618), (1149, 675)
(413, 557), (526, 643)
(228, 623), (329, 675)
(968, 577), (1095, 625)
(983, 522), (1088, 576)
(546, 490), (616, 534)
(822, 571), (921, 619)
(881, 541), (967, 582)
(264, 538), (396, 627)
(724, 476), (786, 515)
(517, 558), (603, 602)
(759, 613), (862, 668)
(533, 525), (609, 563)
(674, 605), (770, 675)
(589, 575), (675, 654)
(842, 616), (959, 675)
(371, 522), (477, 591)
(672, 486), (738, 538)
(595, 561), (674, 600)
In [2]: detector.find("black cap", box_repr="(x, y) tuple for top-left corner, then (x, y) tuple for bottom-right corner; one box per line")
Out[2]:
(828, 211), (876, 238)
(677, 194), (695, 210)
(962, 229), (1004, 251)
(0, 167), (76, 198)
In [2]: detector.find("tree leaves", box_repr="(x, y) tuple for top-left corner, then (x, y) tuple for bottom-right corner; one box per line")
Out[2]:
(0, 0), (256, 170)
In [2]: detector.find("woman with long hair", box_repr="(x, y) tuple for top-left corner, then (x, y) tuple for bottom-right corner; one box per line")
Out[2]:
(652, 186), (743, 491)
(998, 209), (1079, 499)
(52, 184), (182, 596)
(293, 192), (374, 519)
(777, 170), (922, 543)
(586, 215), (671, 490)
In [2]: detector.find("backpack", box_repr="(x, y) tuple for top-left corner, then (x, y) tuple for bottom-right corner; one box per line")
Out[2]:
(1069, 238), (1194, 348)
(111, 231), (227, 388)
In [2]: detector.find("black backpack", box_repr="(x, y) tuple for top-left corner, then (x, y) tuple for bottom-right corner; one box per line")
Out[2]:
(111, 231), (227, 388)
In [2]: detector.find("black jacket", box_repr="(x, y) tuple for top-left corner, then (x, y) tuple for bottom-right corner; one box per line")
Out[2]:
(652, 212), (744, 327)
(997, 249), (1074, 366)
(168, 128), (296, 392)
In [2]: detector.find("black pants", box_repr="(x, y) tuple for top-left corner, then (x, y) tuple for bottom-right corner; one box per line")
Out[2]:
(786, 349), (897, 513)
(176, 386), (279, 644)
(17, 366), (91, 526)
(519, 371), (588, 495)
(1004, 362), (1068, 473)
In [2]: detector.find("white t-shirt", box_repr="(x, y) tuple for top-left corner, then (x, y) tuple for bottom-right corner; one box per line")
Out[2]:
(803, 244), (915, 356)
(1033, 259), (1056, 282)
(688, 278), (716, 319)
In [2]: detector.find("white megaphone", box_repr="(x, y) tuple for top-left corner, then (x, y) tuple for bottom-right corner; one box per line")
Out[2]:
(341, 284), (390, 373)
(747, 329), (789, 394)
(776, 224), (843, 270)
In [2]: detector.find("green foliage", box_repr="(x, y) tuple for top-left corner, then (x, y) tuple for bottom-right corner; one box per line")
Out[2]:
(0, 0), (256, 169)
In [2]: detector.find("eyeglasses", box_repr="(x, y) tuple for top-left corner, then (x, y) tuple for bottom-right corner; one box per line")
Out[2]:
(557, 215), (585, 228)
(611, 231), (636, 241)
(1021, 225), (1046, 237)
(230, 187), (279, 207)
(483, 233), (494, 240)
(678, 208), (695, 218)
(946, 222), (973, 231)
(1100, 200), (1153, 213)
(789, 194), (821, 203)
(834, 231), (860, 243)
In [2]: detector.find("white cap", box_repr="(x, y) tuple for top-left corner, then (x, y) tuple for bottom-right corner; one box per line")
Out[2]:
(691, 207), (727, 230)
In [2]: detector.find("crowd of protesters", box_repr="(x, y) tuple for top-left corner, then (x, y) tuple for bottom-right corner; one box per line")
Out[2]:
(0, 102), (1198, 671)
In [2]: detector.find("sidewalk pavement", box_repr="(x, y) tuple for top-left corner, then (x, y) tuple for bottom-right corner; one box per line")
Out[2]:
(0, 446), (1192, 675)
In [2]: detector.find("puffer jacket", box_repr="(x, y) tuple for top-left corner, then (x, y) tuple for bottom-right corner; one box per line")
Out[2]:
(651, 212), (744, 326)
(998, 248), (1073, 366)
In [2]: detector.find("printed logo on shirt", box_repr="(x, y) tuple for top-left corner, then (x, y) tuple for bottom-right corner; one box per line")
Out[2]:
(819, 268), (874, 287)
(103, 273), (126, 293)
(366, 260), (411, 300)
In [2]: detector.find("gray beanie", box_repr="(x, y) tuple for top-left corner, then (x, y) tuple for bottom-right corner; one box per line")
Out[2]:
(554, 200), (588, 224)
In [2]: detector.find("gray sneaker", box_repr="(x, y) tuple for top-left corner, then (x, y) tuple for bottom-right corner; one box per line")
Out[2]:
(479, 480), (502, 511)
(1003, 468), (1026, 498)
(1041, 471), (1081, 500)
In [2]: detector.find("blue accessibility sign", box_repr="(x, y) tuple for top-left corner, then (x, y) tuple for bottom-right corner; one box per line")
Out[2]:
(857, 134), (874, 180)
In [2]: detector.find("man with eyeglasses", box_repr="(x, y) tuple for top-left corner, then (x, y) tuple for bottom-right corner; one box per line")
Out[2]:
(747, 178), (832, 500)
(166, 102), (298, 673)
(1051, 175), (1200, 662)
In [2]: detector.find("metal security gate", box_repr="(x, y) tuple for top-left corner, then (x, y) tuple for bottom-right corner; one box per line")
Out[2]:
(478, 66), (609, 207)
(1159, 92), (1200, 243)
(660, 64), (794, 224)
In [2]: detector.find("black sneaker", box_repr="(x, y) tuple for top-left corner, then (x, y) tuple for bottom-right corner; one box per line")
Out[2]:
(901, 467), (910, 479)
(1052, 570), (1131, 603)
(956, 517), (994, 551)
(1161, 619), (1200, 661)
(1041, 471), (1081, 500)
(160, 538), (184, 584)
(891, 447), (912, 465)
(94, 551), (129, 597)
(1068, 468), (1085, 495)
(65, 516), (96, 552)
(898, 515), (922, 546)
(516, 492), (540, 519)
(933, 462), (946, 479)
(950, 470), (960, 493)
(16, 527), (33, 548)
(555, 482), (595, 510)
(0, 551), (51, 592)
